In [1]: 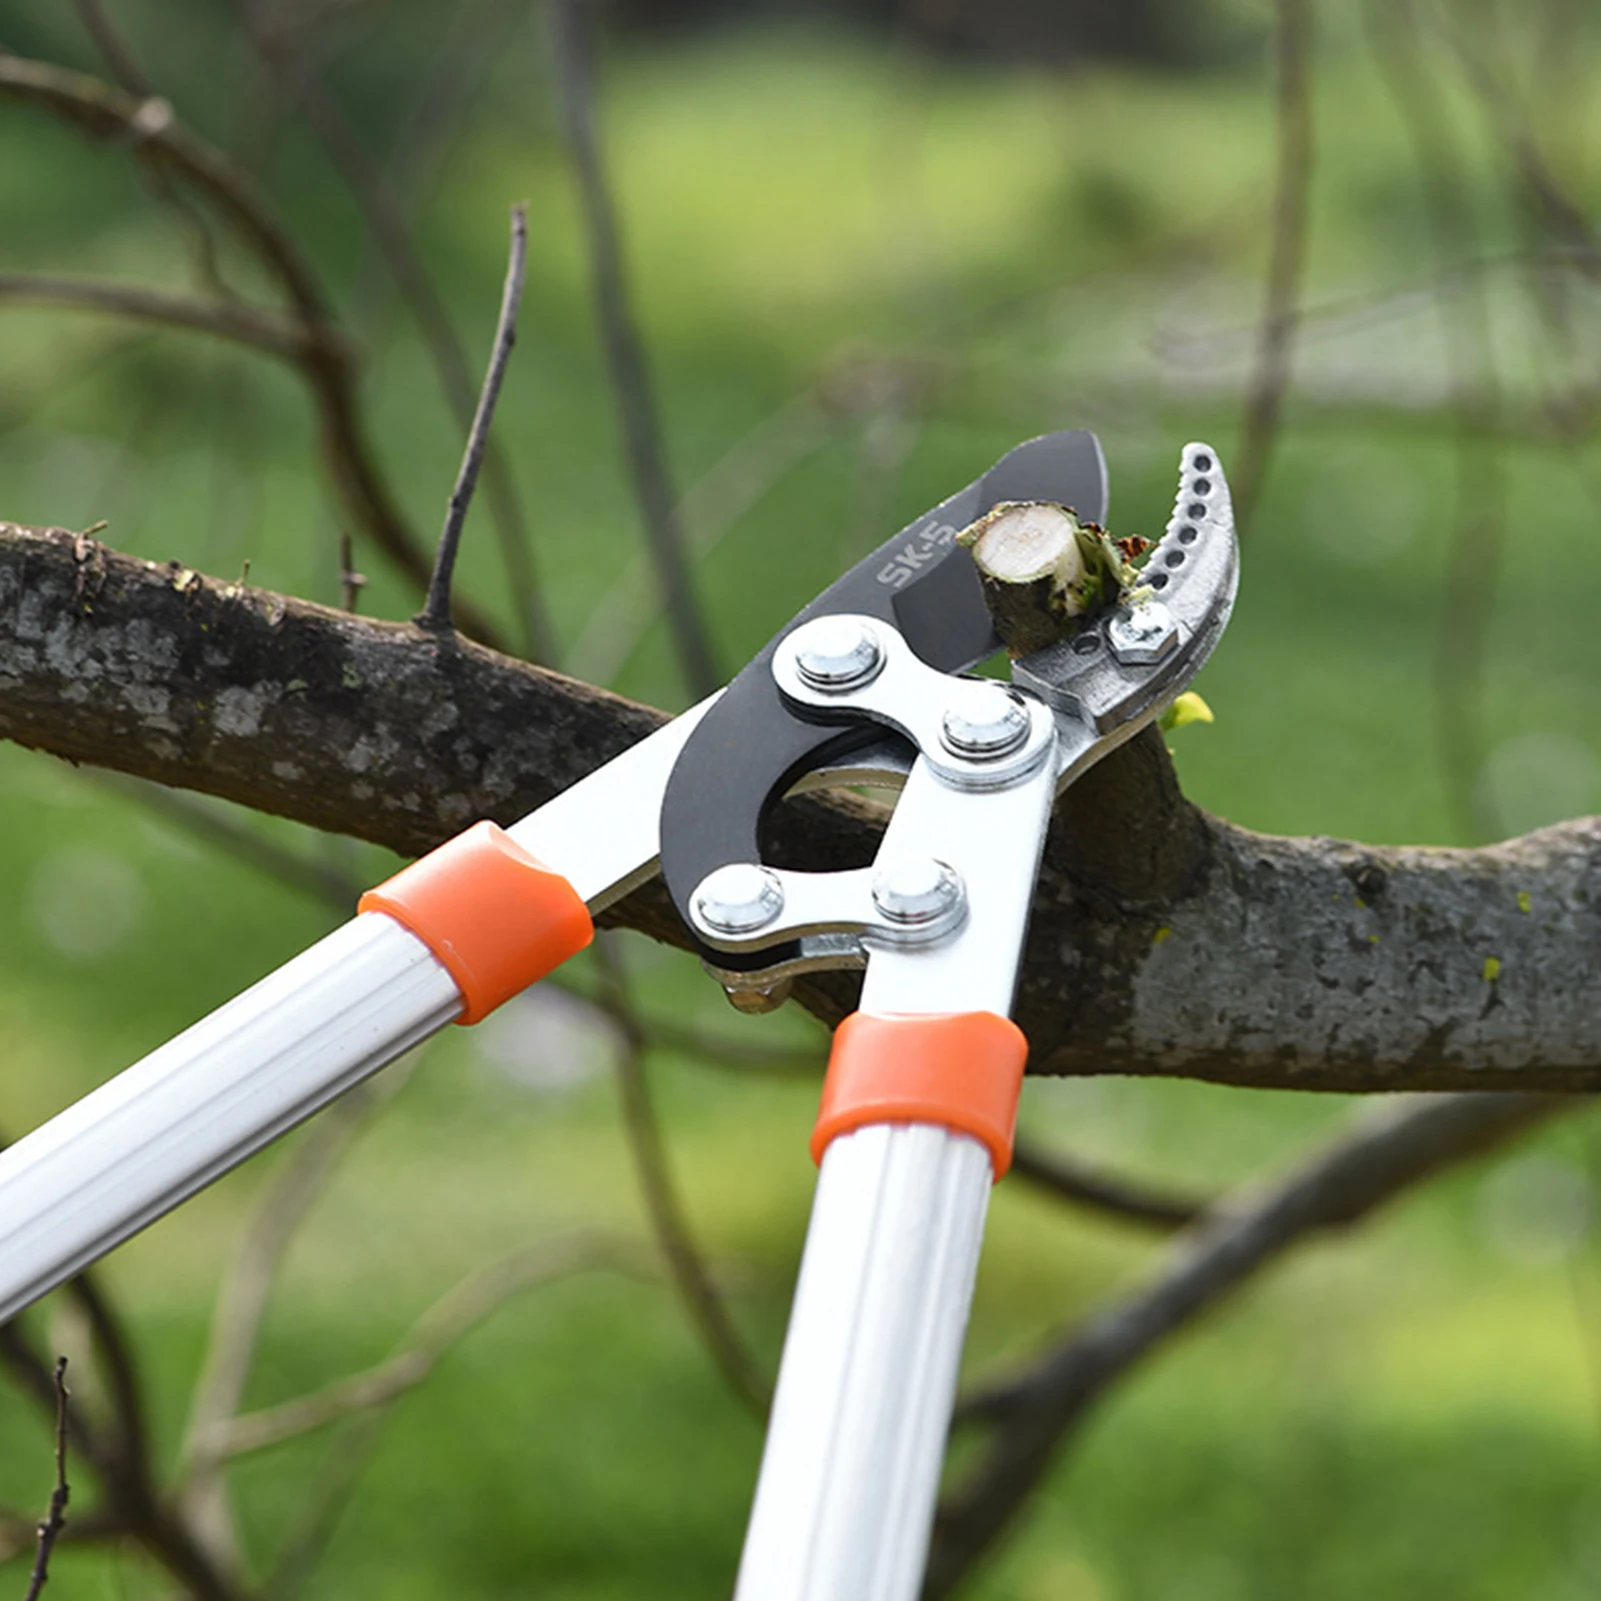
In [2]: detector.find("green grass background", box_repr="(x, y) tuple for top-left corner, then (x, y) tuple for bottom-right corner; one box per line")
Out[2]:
(0, 4), (1600, 1597)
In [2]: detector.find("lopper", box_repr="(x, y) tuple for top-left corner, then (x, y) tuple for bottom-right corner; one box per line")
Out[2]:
(0, 429), (1237, 1600)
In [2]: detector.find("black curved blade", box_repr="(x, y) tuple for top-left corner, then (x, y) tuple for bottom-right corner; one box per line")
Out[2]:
(659, 430), (1108, 959)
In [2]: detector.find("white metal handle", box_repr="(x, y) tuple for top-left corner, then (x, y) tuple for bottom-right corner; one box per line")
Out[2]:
(0, 914), (460, 1324)
(735, 1122), (992, 1601)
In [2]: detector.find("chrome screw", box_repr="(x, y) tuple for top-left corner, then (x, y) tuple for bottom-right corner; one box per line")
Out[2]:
(1107, 600), (1178, 666)
(792, 616), (884, 693)
(939, 682), (1031, 761)
(871, 857), (964, 926)
(693, 863), (785, 936)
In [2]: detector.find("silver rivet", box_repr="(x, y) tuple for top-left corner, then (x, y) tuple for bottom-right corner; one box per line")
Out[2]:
(872, 857), (963, 925)
(1107, 600), (1178, 665)
(793, 616), (884, 692)
(693, 863), (784, 935)
(939, 682), (1030, 760)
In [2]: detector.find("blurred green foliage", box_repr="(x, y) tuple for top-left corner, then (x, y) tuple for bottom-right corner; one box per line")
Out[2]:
(0, 3), (1599, 1598)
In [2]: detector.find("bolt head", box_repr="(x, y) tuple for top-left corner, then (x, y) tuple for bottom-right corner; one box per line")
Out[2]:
(871, 856), (963, 925)
(939, 682), (1030, 760)
(693, 863), (785, 936)
(793, 616), (884, 692)
(1107, 600), (1178, 665)
(723, 977), (794, 1015)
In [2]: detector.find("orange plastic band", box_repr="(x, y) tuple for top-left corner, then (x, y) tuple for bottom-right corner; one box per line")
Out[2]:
(358, 821), (593, 1025)
(810, 1010), (1028, 1179)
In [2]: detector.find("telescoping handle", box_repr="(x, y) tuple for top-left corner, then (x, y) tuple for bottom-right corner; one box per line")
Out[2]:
(0, 823), (592, 1327)
(735, 1009), (1029, 1601)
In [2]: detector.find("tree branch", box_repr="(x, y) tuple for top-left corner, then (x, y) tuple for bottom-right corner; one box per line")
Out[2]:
(21, 1357), (70, 1601)
(546, 0), (721, 698)
(928, 1091), (1576, 1596)
(420, 205), (529, 632)
(1, 523), (1598, 1093)
(596, 940), (770, 1417)
(1008, 1140), (1207, 1230)
(0, 273), (311, 361)
(199, 1230), (661, 1462)
(1231, 0), (1315, 531)
(220, 0), (555, 660)
(0, 50), (507, 651)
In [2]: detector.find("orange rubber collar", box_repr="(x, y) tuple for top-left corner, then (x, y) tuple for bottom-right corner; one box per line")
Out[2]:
(810, 1010), (1028, 1179)
(359, 821), (593, 1024)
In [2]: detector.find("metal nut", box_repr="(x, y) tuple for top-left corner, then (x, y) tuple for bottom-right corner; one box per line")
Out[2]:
(692, 863), (785, 936)
(939, 683), (1030, 760)
(792, 616), (884, 693)
(1107, 600), (1178, 666)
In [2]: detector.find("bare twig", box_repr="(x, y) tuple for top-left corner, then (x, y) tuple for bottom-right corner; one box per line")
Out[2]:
(221, 0), (555, 660)
(178, 1069), (413, 1518)
(0, 274), (309, 361)
(67, 0), (235, 299)
(264, 1231), (662, 1599)
(566, 391), (835, 687)
(1440, 12), (1601, 283)
(928, 1092), (1573, 1596)
(204, 1230), (661, 1460)
(1231, 0), (1315, 532)
(337, 530), (366, 613)
(0, 51), (507, 649)
(345, 0), (525, 338)
(1363, 0), (1507, 843)
(596, 938), (770, 1417)
(546, 0), (721, 698)
(1009, 1139), (1209, 1231)
(21, 1357), (70, 1601)
(87, 773), (361, 910)
(58, 1275), (150, 1496)
(420, 204), (529, 632)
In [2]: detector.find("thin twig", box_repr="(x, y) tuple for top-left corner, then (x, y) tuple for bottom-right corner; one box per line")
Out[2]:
(0, 51), (506, 649)
(1009, 1139), (1209, 1231)
(67, 0), (235, 300)
(1230, 0), (1315, 533)
(565, 391), (835, 687)
(206, 1231), (661, 1460)
(595, 937), (770, 1417)
(1363, 0), (1507, 843)
(86, 773), (361, 910)
(179, 1070), (412, 1495)
(546, 0), (721, 698)
(264, 1231), (662, 1600)
(338, 530), (366, 613)
(928, 1092), (1573, 1596)
(221, 0), (555, 660)
(345, 0), (524, 339)
(59, 1276), (150, 1497)
(0, 274), (309, 361)
(21, 1357), (70, 1601)
(420, 204), (529, 632)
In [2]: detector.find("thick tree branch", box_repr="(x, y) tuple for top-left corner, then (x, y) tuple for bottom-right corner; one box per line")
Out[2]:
(1, 523), (1597, 1093)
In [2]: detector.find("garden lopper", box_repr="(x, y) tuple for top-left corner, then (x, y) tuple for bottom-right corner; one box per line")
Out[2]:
(0, 430), (1237, 1601)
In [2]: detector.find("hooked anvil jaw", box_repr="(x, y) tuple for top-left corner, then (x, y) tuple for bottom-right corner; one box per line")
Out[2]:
(1012, 440), (1238, 772)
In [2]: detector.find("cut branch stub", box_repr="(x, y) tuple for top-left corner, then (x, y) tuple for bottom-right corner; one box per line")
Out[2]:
(957, 501), (1140, 658)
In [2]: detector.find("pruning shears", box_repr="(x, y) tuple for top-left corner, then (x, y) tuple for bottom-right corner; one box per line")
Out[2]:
(0, 430), (1238, 1601)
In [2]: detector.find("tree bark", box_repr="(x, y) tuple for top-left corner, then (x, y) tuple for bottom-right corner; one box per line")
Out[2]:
(2, 522), (1597, 1093)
